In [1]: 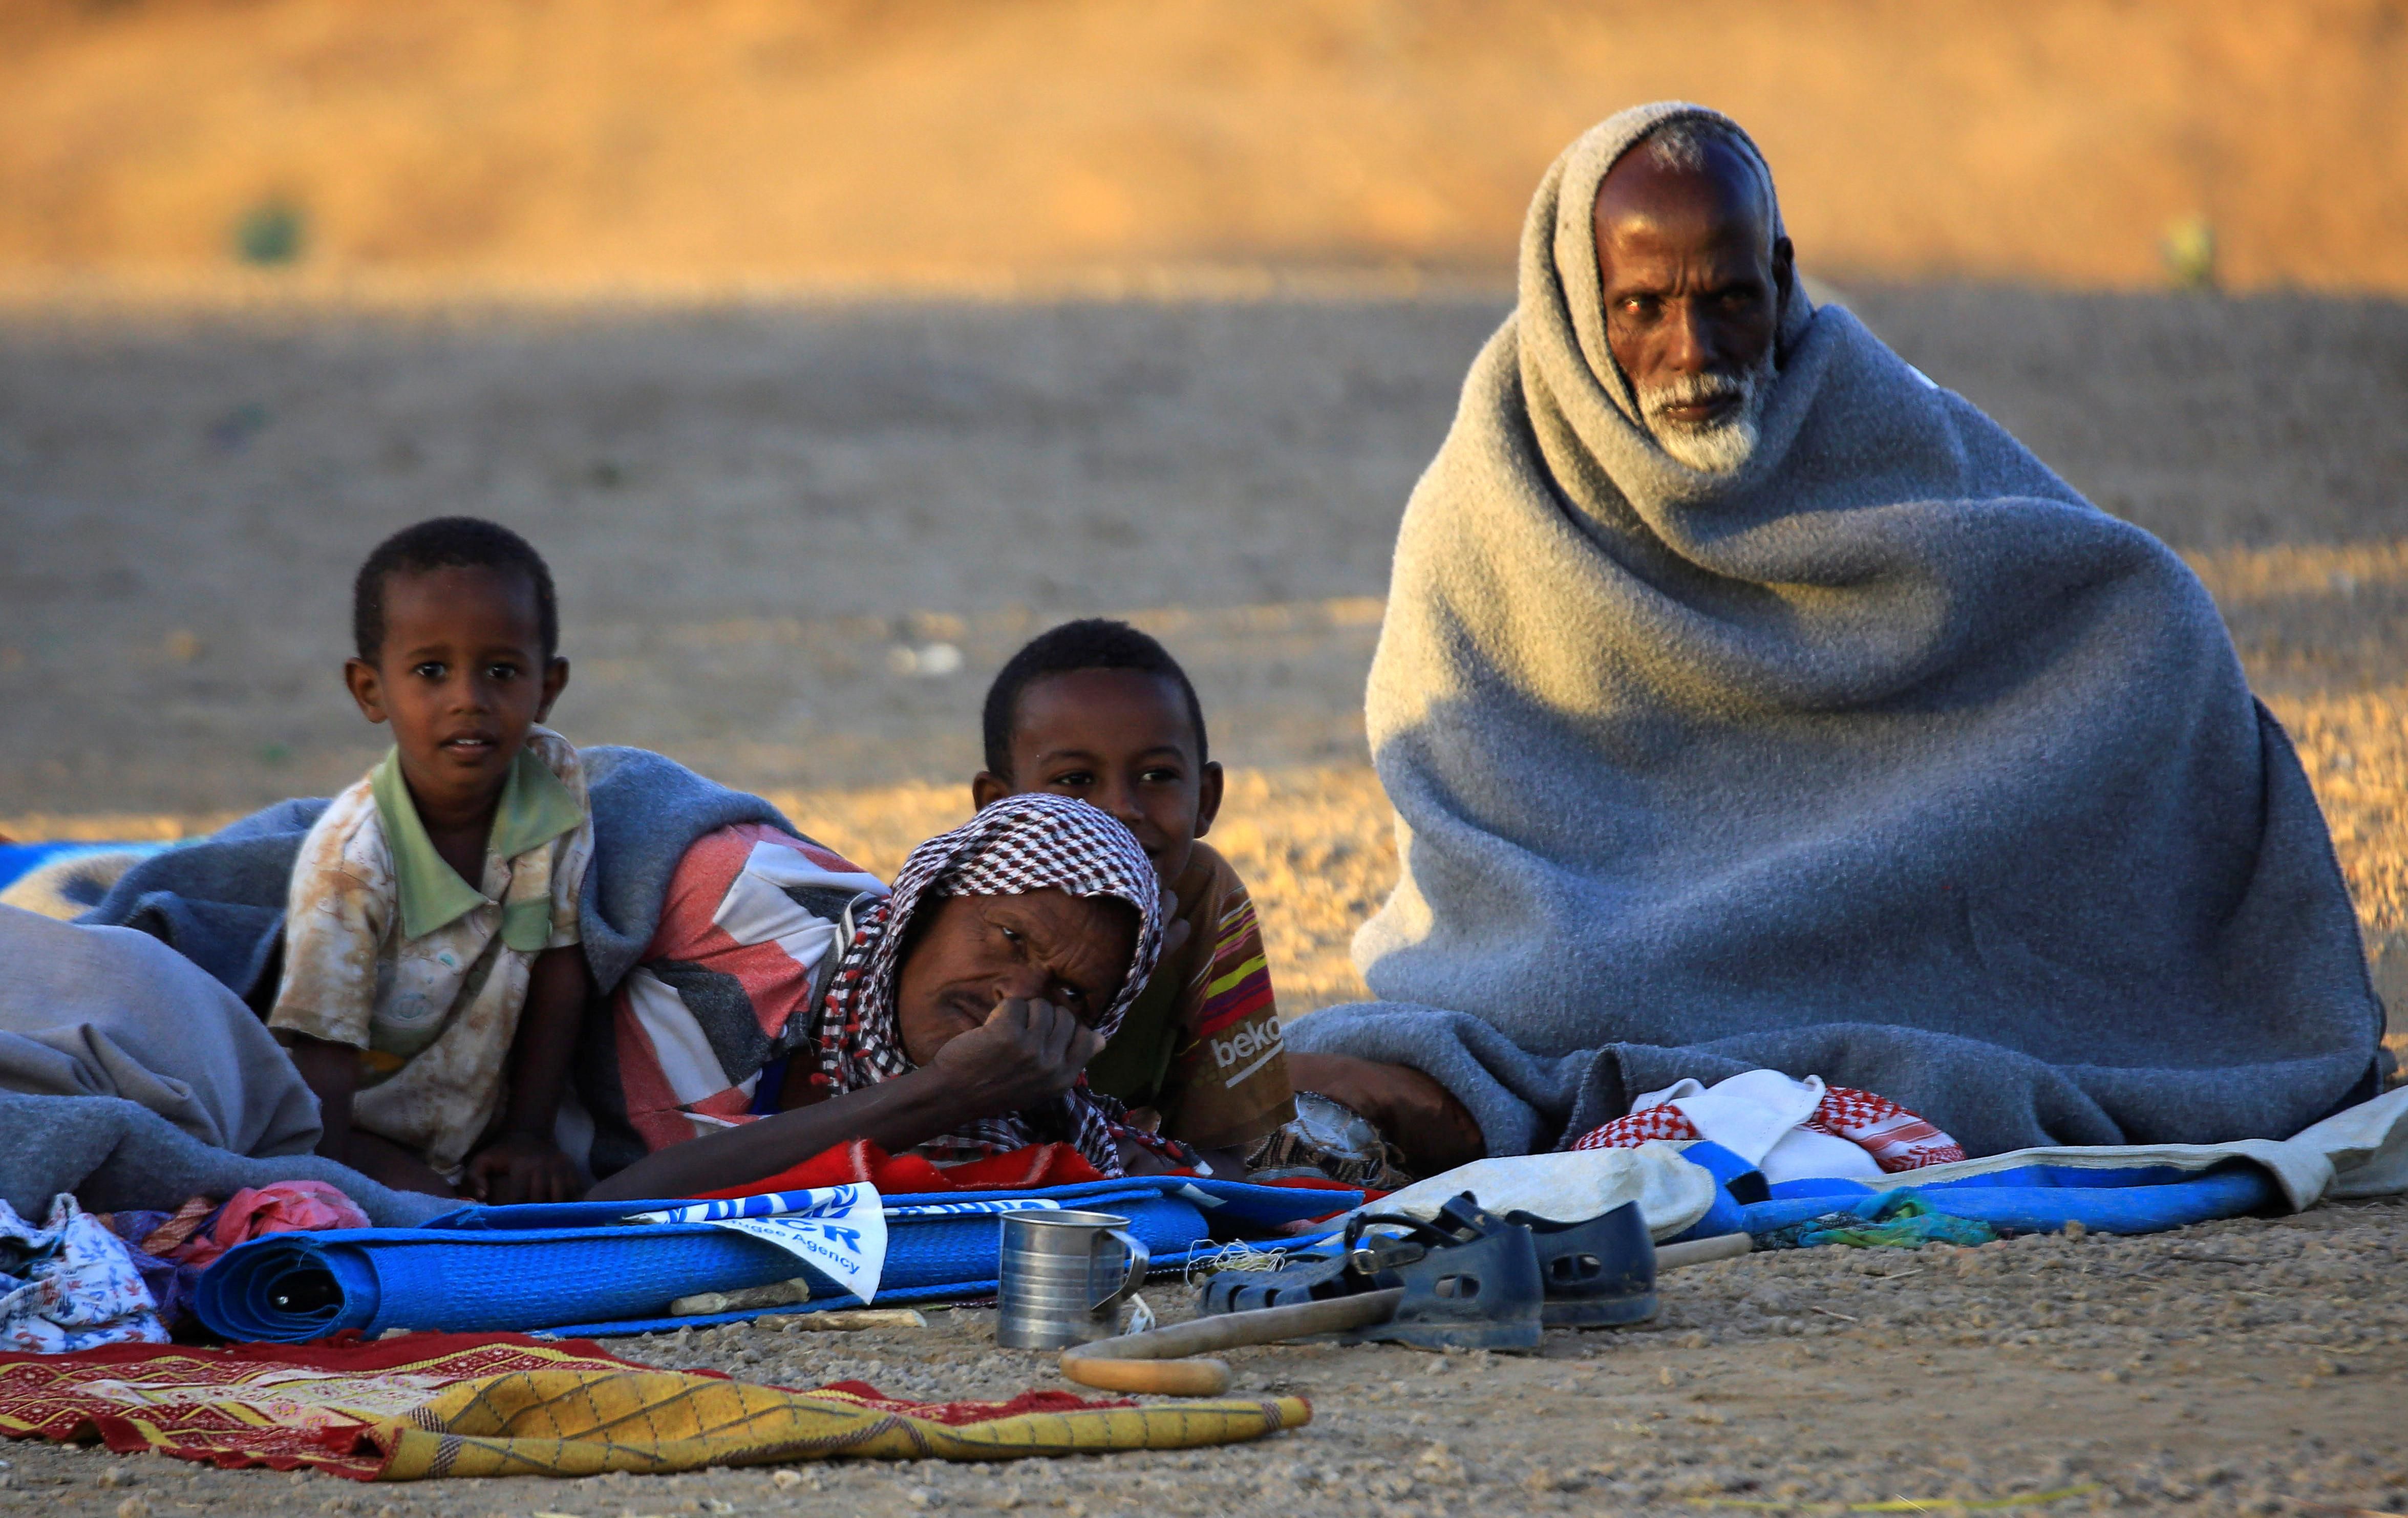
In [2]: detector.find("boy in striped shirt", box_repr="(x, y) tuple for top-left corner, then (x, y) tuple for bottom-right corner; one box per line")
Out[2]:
(973, 621), (1294, 1176)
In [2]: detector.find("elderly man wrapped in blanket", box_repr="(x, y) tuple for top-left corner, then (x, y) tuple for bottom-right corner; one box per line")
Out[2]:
(1283, 102), (2386, 1176)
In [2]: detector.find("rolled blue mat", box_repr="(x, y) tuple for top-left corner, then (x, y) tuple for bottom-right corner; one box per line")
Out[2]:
(197, 1190), (1229, 1343)
(197, 1225), (780, 1341)
(1738, 1165), (2279, 1241)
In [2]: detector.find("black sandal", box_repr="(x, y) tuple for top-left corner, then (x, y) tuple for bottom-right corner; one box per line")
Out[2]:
(1200, 1193), (1545, 1351)
(1505, 1199), (1658, 1328)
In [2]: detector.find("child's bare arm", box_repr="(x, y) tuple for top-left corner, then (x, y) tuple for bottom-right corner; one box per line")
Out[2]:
(461, 945), (590, 1205)
(284, 1033), (360, 1162)
(279, 1033), (457, 1196)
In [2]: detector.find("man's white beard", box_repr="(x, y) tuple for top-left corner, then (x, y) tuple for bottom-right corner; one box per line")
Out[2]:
(1636, 350), (1777, 475)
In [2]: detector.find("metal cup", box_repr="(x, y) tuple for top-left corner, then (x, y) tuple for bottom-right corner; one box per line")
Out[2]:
(995, 1208), (1151, 1350)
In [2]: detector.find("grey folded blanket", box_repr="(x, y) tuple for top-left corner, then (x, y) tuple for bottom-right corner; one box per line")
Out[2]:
(1290, 103), (2383, 1159)
(0, 1092), (451, 1226)
(1, 906), (323, 1157)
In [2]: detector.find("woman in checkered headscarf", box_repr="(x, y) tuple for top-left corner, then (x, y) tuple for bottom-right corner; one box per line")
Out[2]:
(588, 793), (1178, 1201)
(800, 791), (1177, 1175)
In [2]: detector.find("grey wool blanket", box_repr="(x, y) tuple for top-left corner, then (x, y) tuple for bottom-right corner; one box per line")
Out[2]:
(0, 1092), (450, 1227)
(1286, 103), (2383, 1160)
(1, 906), (323, 1158)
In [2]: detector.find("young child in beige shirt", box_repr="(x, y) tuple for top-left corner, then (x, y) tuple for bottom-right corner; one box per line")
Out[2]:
(271, 517), (592, 1203)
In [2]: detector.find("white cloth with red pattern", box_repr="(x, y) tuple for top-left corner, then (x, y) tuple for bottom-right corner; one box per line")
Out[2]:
(1571, 1069), (1966, 1181)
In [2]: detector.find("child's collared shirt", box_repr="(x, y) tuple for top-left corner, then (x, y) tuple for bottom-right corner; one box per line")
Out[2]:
(1083, 841), (1295, 1152)
(269, 725), (592, 1177)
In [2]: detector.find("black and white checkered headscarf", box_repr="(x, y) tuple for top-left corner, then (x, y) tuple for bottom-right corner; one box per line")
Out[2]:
(805, 793), (1168, 1176)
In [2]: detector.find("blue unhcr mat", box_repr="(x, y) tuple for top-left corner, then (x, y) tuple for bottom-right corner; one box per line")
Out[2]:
(197, 1177), (1353, 1343)
(1736, 1162), (2282, 1240)
(0, 841), (164, 892)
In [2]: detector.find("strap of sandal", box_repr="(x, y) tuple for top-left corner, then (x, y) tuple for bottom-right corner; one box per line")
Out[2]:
(1342, 1192), (1515, 1275)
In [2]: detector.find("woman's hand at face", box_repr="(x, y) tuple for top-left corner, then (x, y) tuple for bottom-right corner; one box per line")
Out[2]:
(927, 997), (1107, 1118)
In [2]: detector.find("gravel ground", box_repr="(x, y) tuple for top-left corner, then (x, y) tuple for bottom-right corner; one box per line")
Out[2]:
(2, 1200), (2401, 1516)
(0, 287), (2402, 1511)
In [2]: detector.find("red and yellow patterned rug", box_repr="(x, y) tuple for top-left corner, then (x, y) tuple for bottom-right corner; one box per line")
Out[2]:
(0, 1333), (1310, 1480)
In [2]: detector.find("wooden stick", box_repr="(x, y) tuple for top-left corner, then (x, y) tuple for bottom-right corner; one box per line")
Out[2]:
(670, 1277), (812, 1316)
(1656, 1233), (1752, 1269)
(2279, 1500), (2408, 1518)
(1059, 1288), (1405, 1395)
(756, 1309), (930, 1332)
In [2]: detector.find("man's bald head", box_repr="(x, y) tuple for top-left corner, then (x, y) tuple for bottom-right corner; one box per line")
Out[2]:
(1592, 119), (1794, 474)
(1621, 118), (1779, 242)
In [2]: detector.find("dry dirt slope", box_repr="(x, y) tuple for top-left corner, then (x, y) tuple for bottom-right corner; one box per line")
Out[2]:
(3, 0), (2407, 293)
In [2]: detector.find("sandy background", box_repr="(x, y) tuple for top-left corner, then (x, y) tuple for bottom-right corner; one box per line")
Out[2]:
(4, 0), (2408, 296)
